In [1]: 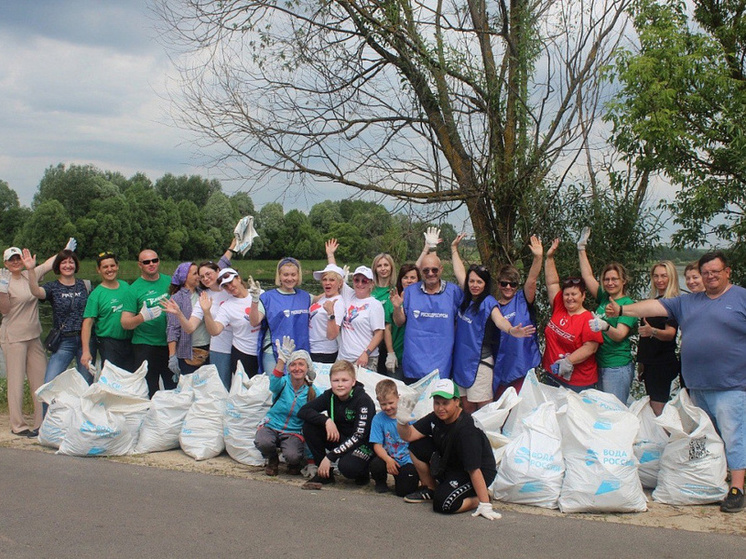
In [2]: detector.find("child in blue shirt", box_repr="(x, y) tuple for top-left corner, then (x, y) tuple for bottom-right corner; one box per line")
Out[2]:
(369, 379), (420, 495)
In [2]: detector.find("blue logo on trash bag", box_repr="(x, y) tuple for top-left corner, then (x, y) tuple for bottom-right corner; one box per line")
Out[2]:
(639, 450), (661, 464)
(593, 419), (612, 430)
(585, 449), (599, 466)
(515, 446), (531, 464)
(595, 480), (621, 495)
(519, 481), (545, 493)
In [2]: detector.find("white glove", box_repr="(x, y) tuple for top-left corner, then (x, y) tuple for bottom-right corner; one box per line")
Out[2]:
(576, 227), (590, 251)
(589, 314), (610, 332)
(423, 226), (441, 250)
(395, 395), (417, 425)
(233, 216), (259, 256)
(0, 269), (10, 294)
(139, 301), (162, 322)
(168, 355), (181, 377)
(341, 265), (350, 284)
(472, 502), (502, 521)
(385, 353), (398, 373)
(248, 276), (261, 303)
(65, 237), (77, 252)
(551, 356), (574, 380)
(275, 336), (295, 363)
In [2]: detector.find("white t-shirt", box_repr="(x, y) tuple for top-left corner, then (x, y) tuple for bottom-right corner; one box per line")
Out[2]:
(309, 294), (342, 355)
(338, 295), (385, 362)
(213, 295), (261, 355)
(192, 289), (233, 353)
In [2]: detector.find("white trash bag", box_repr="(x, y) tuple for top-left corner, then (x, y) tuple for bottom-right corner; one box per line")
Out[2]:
(473, 387), (521, 469)
(96, 359), (149, 399)
(180, 365), (229, 460)
(36, 368), (90, 449)
(558, 389), (647, 513)
(134, 375), (195, 454)
(493, 401), (565, 509)
(629, 397), (669, 489)
(224, 366), (273, 466)
(502, 369), (566, 439)
(652, 389), (728, 505)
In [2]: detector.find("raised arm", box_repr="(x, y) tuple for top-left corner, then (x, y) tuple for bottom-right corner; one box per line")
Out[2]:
(605, 298), (668, 319)
(198, 291), (224, 336)
(524, 235), (543, 304)
(21, 249), (46, 300)
(248, 277), (265, 327)
(416, 226), (441, 268)
(490, 307), (536, 338)
(325, 238), (338, 265)
(544, 239), (561, 303)
(450, 233), (467, 288)
(576, 228), (600, 298)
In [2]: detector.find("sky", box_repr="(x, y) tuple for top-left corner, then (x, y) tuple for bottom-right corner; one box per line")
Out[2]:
(0, 0), (353, 210)
(0, 0), (676, 240)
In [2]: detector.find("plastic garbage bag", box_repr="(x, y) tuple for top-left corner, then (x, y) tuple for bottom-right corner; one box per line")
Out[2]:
(134, 375), (195, 454)
(180, 365), (229, 460)
(36, 368), (89, 449)
(629, 396), (669, 489)
(224, 366), (273, 465)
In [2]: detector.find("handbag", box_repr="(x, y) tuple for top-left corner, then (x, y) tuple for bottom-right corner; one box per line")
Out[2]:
(43, 328), (62, 353)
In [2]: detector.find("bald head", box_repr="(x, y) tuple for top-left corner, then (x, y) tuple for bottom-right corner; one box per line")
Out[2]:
(138, 249), (160, 280)
(421, 254), (442, 292)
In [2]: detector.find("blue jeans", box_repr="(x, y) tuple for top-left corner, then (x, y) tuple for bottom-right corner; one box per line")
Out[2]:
(690, 388), (746, 471)
(599, 362), (635, 406)
(44, 335), (93, 385)
(210, 350), (232, 390)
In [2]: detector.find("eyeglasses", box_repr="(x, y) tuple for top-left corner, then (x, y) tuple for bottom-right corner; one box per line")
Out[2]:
(701, 268), (726, 277)
(421, 267), (440, 275)
(499, 281), (518, 288)
(6, 255), (20, 262)
(140, 258), (160, 265)
(353, 276), (371, 284)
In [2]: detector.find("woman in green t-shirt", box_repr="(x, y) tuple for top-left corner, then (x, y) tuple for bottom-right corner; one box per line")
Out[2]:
(577, 228), (638, 404)
(371, 252), (397, 377)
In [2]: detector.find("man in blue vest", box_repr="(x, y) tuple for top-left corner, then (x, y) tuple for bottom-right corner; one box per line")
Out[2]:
(393, 253), (462, 384)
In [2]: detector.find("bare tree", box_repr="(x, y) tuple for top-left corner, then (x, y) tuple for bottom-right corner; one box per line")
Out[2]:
(158, 0), (629, 272)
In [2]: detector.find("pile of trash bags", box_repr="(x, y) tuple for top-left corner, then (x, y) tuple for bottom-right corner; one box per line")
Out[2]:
(36, 363), (728, 513)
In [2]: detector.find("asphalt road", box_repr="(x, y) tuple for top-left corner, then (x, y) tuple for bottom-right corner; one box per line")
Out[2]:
(1, 447), (743, 559)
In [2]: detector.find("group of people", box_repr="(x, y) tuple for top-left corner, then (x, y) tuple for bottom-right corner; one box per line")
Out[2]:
(1, 225), (744, 515)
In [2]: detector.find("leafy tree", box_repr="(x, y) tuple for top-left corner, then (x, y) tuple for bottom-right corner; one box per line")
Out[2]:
(607, 0), (746, 259)
(34, 163), (121, 221)
(0, 180), (28, 247)
(155, 173), (222, 207)
(158, 0), (633, 279)
(253, 203), (285, 258)
(16, 200), (76, 257)
(230, 192), (256, 217)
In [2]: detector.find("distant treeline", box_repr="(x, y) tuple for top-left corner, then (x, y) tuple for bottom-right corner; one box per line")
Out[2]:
(0, 163), (458, 263)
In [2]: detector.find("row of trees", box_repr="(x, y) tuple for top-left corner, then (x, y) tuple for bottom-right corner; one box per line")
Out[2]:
(0, 164), (463, 263)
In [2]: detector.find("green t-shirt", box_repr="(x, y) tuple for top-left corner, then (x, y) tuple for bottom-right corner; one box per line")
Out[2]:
(372, 285), (394, 324)
(83, 280), (132, 340)
(595, 286), (637, 367)
(122, 274), (171, 346)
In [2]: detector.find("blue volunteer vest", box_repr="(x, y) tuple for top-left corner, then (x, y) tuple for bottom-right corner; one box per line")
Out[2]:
(259, 288), (311, 360)
(452, 295), (499, 388)
(494, 290), (541, 389)
(402, 282), (462, 379)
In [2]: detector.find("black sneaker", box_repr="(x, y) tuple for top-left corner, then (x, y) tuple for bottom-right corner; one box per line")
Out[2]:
(721, 487), (745, 513)
(354, 473), (370, 486)
(26, 429), (39, 438)
(374, 481), (389, 493)
(404, 487), (434, 503)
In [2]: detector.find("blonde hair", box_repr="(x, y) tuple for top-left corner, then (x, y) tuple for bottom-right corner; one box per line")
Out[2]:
(375, 379), (398, 400)
(371, 253), (396, 288)
(649, 260), (680, 299)
(275, 257), (302, 287)
(330, 360), (356, 380)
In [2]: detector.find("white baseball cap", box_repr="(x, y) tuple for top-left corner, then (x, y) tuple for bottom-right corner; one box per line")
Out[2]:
(353, 266), (374, 281)
(312, 264), (345, 281)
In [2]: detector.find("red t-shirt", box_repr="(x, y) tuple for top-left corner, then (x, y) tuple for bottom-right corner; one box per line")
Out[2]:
(541, 292), (603, 386)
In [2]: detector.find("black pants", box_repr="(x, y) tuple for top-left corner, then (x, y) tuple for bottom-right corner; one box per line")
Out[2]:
(97, 337), (135, 372)
(230, 347), (259, 378)
(310, 352), (337, 364)
(133, 343), (175, 397)
(302, 421), (372, 480)
(369, 456), (419, 496)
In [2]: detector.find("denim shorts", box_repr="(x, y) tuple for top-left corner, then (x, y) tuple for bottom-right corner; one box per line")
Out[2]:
(689, 388), (746, 471)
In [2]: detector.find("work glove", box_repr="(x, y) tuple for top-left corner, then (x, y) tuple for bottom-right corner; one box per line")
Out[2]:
(576, 227), (590, 251)
(168, 355), (181, 380)
(275, 336), (295, 363)
(472, 502), (502, 521)
(65, 237), (77, 252)
(233, 216), (259, 256)
(423, 226), (440, 250)
(385, 353), (398, 373)
(248, 276), (261, 303)
(139, 302), (162, 322)
(342, 265), (350, 284)
(551, 356), (574, 381)
(0, 269), (10, 294)
(589, 314), (610, 332)
(396, 395), (417, 425)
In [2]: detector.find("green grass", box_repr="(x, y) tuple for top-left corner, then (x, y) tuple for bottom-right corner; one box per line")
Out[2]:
(0, 378), (34, 414)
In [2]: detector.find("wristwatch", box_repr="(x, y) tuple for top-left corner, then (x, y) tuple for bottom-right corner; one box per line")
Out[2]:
(328, 314), (335, 320)
(365, 348), (373, 356)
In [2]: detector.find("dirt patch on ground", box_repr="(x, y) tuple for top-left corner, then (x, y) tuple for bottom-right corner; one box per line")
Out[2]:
(2, 412), (744, 535)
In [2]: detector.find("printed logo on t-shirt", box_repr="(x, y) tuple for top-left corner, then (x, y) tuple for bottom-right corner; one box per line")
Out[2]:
(343, 303), (369, 329)
(310, 301), (321, 320)
(412, 309), (449, 319)
(457, 310), (472, 324)
(547, 320), (575, 342)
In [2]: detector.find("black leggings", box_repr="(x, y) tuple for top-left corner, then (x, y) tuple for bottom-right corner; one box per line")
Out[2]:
(369, 456), (419, 496)
(230, 347), (259, 378)
(133, 343), (175, 397)
(302, 421), (372, 480)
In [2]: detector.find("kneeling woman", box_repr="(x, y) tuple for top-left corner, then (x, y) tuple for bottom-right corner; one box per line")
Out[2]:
(298, 360), (375, 490)
(254, 337), (316, 476)
(396, 379), (500, 519)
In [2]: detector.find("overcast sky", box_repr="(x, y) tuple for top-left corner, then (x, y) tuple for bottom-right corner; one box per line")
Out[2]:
(0, 0), (351, 210)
